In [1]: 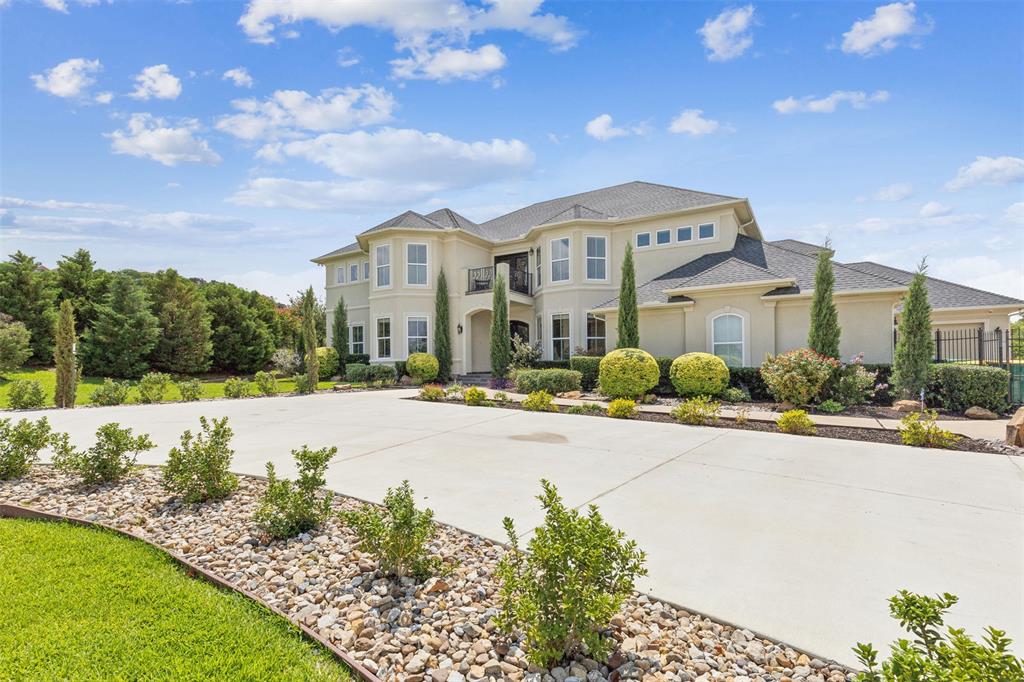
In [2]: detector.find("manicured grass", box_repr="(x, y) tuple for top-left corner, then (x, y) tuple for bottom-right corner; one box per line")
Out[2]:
(0, 518), (350, 681)
(0, 368), (337, 409)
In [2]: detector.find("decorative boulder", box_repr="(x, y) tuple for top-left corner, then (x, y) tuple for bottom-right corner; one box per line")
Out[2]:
(964, 405), (999, 420)
(892, 400), (921, 413)
(1005, 406), (1024, 447)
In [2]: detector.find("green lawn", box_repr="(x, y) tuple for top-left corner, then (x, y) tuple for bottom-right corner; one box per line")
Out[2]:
(0, 368), (337, 409)
(0, 519), (350, 681)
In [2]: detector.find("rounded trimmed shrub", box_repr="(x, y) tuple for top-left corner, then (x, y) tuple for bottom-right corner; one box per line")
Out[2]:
(669, 352), (729, 397)
(598, 348), (659, 399)
(315, 346), (339, 381)
(407, 352), (440, 383)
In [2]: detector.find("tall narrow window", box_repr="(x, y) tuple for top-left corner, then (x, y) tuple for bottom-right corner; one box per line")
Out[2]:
(350, 263), (358, 282)
(698, 222), (716, 240)
(536, 315), (542, 344)
(336, 266), (345, 284)
(376, 318), (391, 358)
(551, 313), (570, 361)
(551, 237), (570, 282)
(407, 316), (428, 354)
(407, 243), (427, 286)
(712, 314), (743, 366)
(535, 247), (542, 287)
(586, 314), (606, 355)
(363, 261), (369, 280)
(586, 236), (607, 281)
(350, 324), (364, 354)
(376, 245), (391, 287)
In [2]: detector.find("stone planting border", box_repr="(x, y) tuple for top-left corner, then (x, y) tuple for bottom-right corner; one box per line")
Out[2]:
(0, 501), (382, 682)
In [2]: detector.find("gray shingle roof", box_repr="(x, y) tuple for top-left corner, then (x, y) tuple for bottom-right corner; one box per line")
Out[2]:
(314, 241), (363, 261)
(768, 239), (830, 258)
(425, 208), (478, 231)
(841, 261), (1024, 310)
(362, 210), (446, 235)
(540, 203), (612, 225)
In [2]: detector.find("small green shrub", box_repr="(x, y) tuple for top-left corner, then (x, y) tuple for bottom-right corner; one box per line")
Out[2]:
(406, 353), (440, 383)
(728, 366), (770, 400)
(137, 372), (172, 404)
(340, 480), (440, 579)
(899, 411), (960, 449)
(818, 399), (846, 413)
(853, 591), (1024, 682)
(829, 357), (880, 406)
(91, 378), (131, 406)
(569, 356), (602, 390)
(598, 348), (660, 399)
(175, 378), (203, 402)
(671, 396), (720, 425)
(496, 479), (647, 667)
(777, 409), (817, 435)
(291, 373), (312, 394)
(669, 352), (730, 398)
(734, 407), (750, 425)
(344, 363), (370, 382)
(51, 423), (155, 483)
(928, 364), (1010, 413)
(720, 386), (749, 403)
(0, 417), (52, 479)
(162, 416), (238, 503)
(522, 390), (557, 412)
(760, 349), (839, 405)
(515, 368), (582, 395)
(493, 391), (509, 403)
(461, 386), (486, 406)
(510, 336), (542, 371)
(444, 383), (465, 399)
(315, 346), (339, 380)
(392, 360), (407, 379)
(607, 398), (636, 419)
(223, 377), (251, 399)
(368, 364), (397, 384)
(254, 445), (336, 539)
(254, 370), (278, 396)
(7, 379), (46, 409)
(419, 384), (445, 401)
(348, 352), (370, 365)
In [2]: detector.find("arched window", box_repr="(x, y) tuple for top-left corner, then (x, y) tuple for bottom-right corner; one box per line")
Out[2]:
(712, 313), (744, 367)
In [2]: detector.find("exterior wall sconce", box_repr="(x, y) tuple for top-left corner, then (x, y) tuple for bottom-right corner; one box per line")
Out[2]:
(457, 323), (463, 334)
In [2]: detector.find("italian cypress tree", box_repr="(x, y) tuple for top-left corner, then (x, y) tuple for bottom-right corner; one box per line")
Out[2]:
(490, 273), (511, 377)
(54, 300), (78, 408)
(617, 243), (639, 348)
(0, 251), (57, 362)
(892, 260), (934, 399)
(148, 269), (213, 374)
(301, 287), (319, 392)
(332, 296), (349, 369)
(81, 272), (159, 378)
(434, 268), (452, 381)
(807, 241), (841, 359)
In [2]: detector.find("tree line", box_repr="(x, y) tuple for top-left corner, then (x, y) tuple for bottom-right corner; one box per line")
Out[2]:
(0, 249), (325, 378)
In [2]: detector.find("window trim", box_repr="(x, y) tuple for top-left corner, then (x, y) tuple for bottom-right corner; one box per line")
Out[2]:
(535, 247), (542, 289)
(549, 236), (571, 285)
(655, 228), (672, 246)
(706, 308), (748, 367)
(374, 316), (392, 360)
(335, 265), (345, 284)
(405, 314), (429, 357)
(405, 242), (429, 288)
(698, 221), (717, 241)
(584, 235), (608, 282)
(363, 260), (370, 281)
(677, 225), (694, 242)
(550, 311), (572, 362)
(349, 262), (359, 282)
(349, 323), (365, 355)
(635, 232), (651, 249)
(375, 244), (391, 289)
(585, 313), (606, 356)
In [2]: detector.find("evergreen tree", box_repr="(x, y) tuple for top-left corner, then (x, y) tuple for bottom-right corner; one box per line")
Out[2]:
(617, 243), (639, 348)
(81, 272), (159, 378)
(434, 268), (452, 381)
(0, 251), (57, 362)
(892, 260), (935, 399)
(55, 248), (106, 334)
(807, 241), (841, 359)
(148, 269), (213, 374)
(202, 282), (276, 373)
(289, 289), (326, 346)
(0, 314), (32, 377)
(490, 273), (511, 377)
(300, 287), (319, 392)
(332, 296), (348, 368)
(54, 300), (78, 408)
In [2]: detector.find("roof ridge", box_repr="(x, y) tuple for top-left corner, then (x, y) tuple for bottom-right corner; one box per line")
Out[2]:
(630, 179), (742, 201)
(761, 239), (900, 288)
(672, 256), (781, 287)
(844, 261), (1024, 303)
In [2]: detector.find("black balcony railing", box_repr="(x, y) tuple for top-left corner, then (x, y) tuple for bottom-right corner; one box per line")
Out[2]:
(508, 268), (532, 295)
(467, 266), (532, 296)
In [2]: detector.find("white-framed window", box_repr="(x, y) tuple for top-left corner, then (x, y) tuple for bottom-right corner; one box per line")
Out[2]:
(407, 243), (427, 286)
(407, 316), (428, 355)
(551, 313), (570, 361)
(550, 237), (570, 283)
(335, 266), (345, 284)
(698, 222), (716, 240)
(711, 313), (743, 367)
(536, 315), (543, 344)
(375, 245), (391, 288)
(636, 232), (651, 248)
(586, 314), (606, 355)
(585, 236), (607, 281)
(535, 247), (542, 288)
(677, 226), (693, 242)
(656, 229), (671, 245)
(350, 263), (358, 282)
(363, 261), (370, 280)
(376, 317), (391, 358)
(350, 324), (364, 355)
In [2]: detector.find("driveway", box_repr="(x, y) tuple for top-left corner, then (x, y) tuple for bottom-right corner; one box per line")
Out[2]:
(10, 390), (1023, 665)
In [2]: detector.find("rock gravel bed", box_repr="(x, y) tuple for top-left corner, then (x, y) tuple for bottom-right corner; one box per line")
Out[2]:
(1, 467), (854, 682)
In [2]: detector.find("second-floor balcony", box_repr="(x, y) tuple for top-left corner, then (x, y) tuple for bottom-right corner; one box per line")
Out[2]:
(468, 265), (532, 296)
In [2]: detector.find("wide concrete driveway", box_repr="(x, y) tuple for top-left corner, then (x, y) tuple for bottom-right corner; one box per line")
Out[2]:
(10, 390), (1023, 665)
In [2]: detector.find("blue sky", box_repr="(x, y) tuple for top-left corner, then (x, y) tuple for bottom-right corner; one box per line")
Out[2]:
(1, 0), (1021, 302)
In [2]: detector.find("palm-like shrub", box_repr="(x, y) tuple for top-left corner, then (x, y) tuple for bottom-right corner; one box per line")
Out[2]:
(51, 423), (155, 483)
(669, 352), (729, 397)
(598, 348), (659, 399)
(0, 417), (52, 479)
(407, 352), (440, 383)
(759, 349), (839, 405)
(255, 445), (336, 539)
(162, 416), (238, 503)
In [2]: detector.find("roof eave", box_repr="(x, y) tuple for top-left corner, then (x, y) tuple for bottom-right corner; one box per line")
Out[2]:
(762, 286), (908, 301)
(663, 277), (794, 296)
(590, 300), (695, 314)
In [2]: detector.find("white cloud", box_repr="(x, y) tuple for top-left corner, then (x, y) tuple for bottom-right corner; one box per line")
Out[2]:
(0, 196), (127, 211)
(697, 5), (756, 62)
(228, 177), (443, 211)
(1004, 202), (1024, 226)
(391, 43), (506, 82)
(41, 0), (68, 12)
(918, 201), (951, 218)
(773, 90), (889, 114)
(94, 91), (113, 104)
(860, 182), (913, 202)
(585, 114), (628, 141)
(106, 114), (221, 167)
(130, 64), (182, 100)
(337, 47), (361, 68)
(216, 85), (395, 140)
(30, 57), (101, 99)
(222, 67), (254, 88)
(668, 109), (723, 136)
(929, 255), (1024, 300)
(944, 155), (1024, 191)
(841, 2), (933, 56)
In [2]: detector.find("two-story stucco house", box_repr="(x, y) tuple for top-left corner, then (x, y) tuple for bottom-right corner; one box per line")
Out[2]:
(313, 181), (1022, 376)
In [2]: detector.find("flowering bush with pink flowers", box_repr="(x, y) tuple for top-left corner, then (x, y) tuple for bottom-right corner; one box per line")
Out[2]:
(759, 349), (840, 406)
